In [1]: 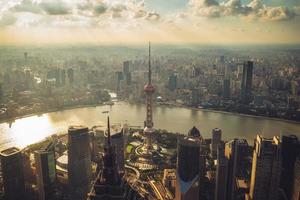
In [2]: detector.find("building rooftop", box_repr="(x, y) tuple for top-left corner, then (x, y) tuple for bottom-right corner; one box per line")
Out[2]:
(0, 147), (20, 157)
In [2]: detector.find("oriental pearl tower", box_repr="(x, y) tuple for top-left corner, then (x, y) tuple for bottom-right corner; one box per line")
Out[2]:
(140, 42), (156, 157)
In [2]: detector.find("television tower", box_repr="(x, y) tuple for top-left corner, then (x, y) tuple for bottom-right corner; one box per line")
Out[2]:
(143, 42), (155, 152)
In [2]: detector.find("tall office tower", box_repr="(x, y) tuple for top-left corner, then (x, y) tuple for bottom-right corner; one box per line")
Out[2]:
(188, 126), (201, 138)
(0, 147), (25, 200)
(249, 135), (281, 200)
(215, 147), (228, 200)
(175, 136), (203, 200)
(68, 125), (92, 200)
(240, 61), (253, 104)
(140, 42), (156, 158)
(223, 79), (230, 99)
(88, 117), (144, 200)
(67, 68), (74, 85)
(111, 130), (125, 173)
(211, 128), (222, 159)
(168, 74), (177, 91)
(61, 69), (66, 86)
(123, 61), (130, 74)
(292, 155), (300, 200)
(280, 135), (300, 200)
(34, 146), (56, 200)
(225, 139), (248, 200)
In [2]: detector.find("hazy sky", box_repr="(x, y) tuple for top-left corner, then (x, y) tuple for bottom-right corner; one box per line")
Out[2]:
(0, 0), (299, 45)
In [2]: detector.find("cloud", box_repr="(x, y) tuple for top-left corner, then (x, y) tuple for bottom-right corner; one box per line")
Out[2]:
(40, 0), (72, 15)
(189, 0), (299, 21)
(0, 12), (17, 26)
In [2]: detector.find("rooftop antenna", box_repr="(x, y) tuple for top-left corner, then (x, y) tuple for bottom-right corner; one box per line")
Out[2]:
(148, 42), (151, 85)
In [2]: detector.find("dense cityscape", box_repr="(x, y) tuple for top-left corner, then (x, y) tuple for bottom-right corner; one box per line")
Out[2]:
(0, 0), (300, 199)
(0, 44), (299, 200)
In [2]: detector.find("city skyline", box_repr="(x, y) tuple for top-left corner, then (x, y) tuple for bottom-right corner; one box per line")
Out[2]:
(0, 0), (300, 45)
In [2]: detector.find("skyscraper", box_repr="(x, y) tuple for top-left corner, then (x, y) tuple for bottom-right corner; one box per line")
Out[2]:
(0, 147), (25, 200)
(175, 136), (203, 200)
(240, 61), (253, 104)
(111, 129), (125, 173)
(292, 155), (300, 200)
(34, 146), (56, 200)
(211, 128), (222, 159)
(223, 79), (230, 99)
(68, 125), (92, 200)
(168, 74), (177, 91)
(249, 135), (281, 200)
(279, 135), (300, 200)
(225, 139), (248, 200)
(88, 117), (144, 200)
(215, 146), (228, 200)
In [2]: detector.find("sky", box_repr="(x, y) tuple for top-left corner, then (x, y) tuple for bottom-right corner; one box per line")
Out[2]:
(0, 0), (299, 45)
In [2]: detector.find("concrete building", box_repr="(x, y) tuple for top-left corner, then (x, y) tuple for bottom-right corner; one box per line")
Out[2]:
(225, 139), (248, 200)
(249, 135), (281, 200)
(34, 148), (56, 200)
(223, 79), (230, 99)
(279, 135), (300, 200)
(175, 136), (204, 200)
(163, 169), (176, 195)
(111, 130), (125, 173)
(241, 61), (253, 104)
(0, 147), (25, 200)
(211, 128), (222, 159)
(292, 155), (300, 200)
(215, 147), (228, 200)
(68, 125), (92, 200)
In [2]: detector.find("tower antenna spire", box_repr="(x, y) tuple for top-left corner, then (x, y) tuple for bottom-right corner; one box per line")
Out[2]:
(107, 116), (111, 146)
(148, 42), (151, 84)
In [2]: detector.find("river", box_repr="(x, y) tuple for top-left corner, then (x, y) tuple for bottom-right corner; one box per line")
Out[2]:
(0, 101), (299, 151)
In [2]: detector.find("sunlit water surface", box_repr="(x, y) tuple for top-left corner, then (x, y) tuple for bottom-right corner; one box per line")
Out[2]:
(0, 101), (299, 150)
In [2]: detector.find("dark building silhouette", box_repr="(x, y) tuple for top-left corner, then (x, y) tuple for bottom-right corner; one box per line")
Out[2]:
(249, 135), (281, 200)
(68, 125), (91, 200)
(123, 61), (130, 74)
(34, 145), (56, 200)
(211, 128), (222, 159)
(241, 61), (253, 104)
(67, 68), (74, 85)
(223, 79), (230, 99)
(292, 155), (300, 200)
(88, 117), (144, 200)
(215, 146), (228, 200)
(225, 139), (248, 200)
(279, 135), (300, 200)
(188, 126), (201, 138)
(0, 147), (25, 200)
(175, 136), (204, 200)
(168, 74), (177, 91)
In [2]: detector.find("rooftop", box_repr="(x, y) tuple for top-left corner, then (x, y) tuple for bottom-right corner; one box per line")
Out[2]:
(0, 147), (20, 157)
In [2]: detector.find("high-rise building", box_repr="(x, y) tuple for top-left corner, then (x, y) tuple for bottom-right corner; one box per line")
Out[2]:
(111, 130), (125, 173)
(223, 79), (230, 99)
(249, 135), (281, 200)
(88, 117), (144, 200)
(0, 147), (25, 200)
(123, 61), (130, 74)
(292, 155), (300, 200)
(211, 128), (222, 159)
(34, 147), (56, 200)
(240, 61), (253, 104)
(68, 125), (92, 200)
(168, 74), (177, 91)
(175, 136), (203, 200)
(215, 146), (228, 200)
(279, 135), (300, 200)
(225, 139), (248, 200)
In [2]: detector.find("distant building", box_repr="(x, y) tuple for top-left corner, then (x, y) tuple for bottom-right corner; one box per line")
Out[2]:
(0, 147), (25, 200)
(168, 74), (177, 91)
(68, 125), (92, 200)
(110, 130), (125, 173)
(175, 136), (204, 200)
(223, 79), (230, 99)
(240, 61), (253, 104)
(225, 139), (248, 200)
(188, 126), (201, 138)
(123, 61), (130, 74)
(215, 146), (228, 200)
(249, 135), (281, 200)
(34, 148), (56, 200)
(211, 128), (222, 159)
(292, 155), (300, 200)
(279, 135), (300, 200)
